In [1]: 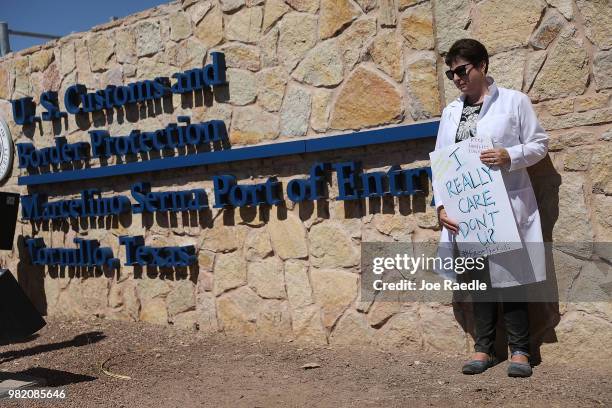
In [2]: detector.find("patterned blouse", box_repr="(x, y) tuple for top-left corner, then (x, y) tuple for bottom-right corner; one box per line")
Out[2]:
(455, 100), (483, 143)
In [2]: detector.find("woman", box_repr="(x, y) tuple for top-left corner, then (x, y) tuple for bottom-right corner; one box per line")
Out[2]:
(432, 39), (549, 378)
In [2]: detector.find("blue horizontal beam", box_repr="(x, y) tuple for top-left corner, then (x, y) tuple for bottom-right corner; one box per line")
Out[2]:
(305, 120), (439, 153)
(18, 120), (439, 186)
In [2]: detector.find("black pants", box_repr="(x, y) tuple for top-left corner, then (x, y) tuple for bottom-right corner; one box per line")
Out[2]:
(459, 260), (531, 357)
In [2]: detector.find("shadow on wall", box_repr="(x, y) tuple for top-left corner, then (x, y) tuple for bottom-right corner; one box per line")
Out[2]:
(16, 235), (46, 315)
(451, 154), (562, 365)
(527, 155), (562, 365)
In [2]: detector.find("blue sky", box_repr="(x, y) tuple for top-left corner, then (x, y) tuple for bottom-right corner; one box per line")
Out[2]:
(1, 0), (169, 52)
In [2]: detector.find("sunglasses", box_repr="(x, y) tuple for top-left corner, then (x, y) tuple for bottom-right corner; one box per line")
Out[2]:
(445, 63), (474, 80)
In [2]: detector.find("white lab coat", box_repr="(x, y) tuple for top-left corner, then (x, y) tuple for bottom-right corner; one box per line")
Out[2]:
(432, 75), (548, 288)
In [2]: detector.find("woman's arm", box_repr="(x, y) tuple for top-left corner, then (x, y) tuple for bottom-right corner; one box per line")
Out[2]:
(505, 93), (549, 172)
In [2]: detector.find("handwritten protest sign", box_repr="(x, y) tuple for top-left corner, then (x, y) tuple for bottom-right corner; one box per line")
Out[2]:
(429, 135), (522, 257)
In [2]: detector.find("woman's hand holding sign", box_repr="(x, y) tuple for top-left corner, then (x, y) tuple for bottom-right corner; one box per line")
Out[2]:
(437, 145), (510, 236)
(438, 206), (459, 235)
(479, 147), (510, 167)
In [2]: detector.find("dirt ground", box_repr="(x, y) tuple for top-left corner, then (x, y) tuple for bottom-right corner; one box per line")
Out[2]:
(0, 317), (610, 408)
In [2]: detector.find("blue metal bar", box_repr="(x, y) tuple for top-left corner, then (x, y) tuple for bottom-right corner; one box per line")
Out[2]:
(304, 121), (439, 152)
(18, 120), (440, 186)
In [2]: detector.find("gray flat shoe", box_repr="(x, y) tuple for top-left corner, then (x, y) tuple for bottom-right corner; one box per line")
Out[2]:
(508, 361), (532, 377)
(508, 350), (532, 378)
(462, 355), (497, 375)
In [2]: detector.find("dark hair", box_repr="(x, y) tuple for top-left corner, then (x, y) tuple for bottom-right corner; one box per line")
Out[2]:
(445, 39), (489, 73)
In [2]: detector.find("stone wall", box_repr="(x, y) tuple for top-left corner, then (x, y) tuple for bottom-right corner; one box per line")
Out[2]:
(0, 0), (610, 361)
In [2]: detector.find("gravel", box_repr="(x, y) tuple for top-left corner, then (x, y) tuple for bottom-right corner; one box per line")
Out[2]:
(0, 317), (609, 407)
